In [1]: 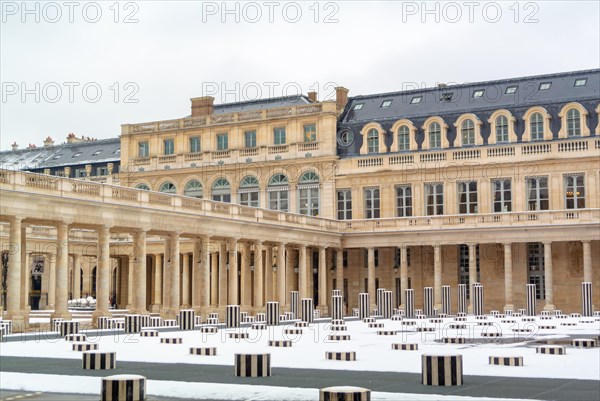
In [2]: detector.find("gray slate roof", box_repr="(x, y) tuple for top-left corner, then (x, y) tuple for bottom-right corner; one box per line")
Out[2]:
(212, 95), (311, 115)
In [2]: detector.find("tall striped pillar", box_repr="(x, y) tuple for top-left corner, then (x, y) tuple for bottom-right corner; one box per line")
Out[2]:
(582, 282), (592, 317)
(331, 295), (344, 320)
(376, 288), (385, 316)
(473, 283), (483, 316)
(382, 290), (393, 319)
(457, 284), (467, 315)
(359, 293), (370, 319)
(404, 289), (414, 318)
(423, 287), (434, 317)
(301, 298), (314, 323)
(442, 285), (451, 315)
(226, 305), (240, 328)
(267, 301), (280, 326)
(290, 291), (299, 319)
(526, 283), (536, 316)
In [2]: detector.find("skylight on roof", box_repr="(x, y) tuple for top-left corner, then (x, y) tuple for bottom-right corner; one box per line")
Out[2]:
(574, 78), (587, 87)
(53, 155), (62, 159)
(353, 103), (364, 110)
(440, 93), (453, 101)
(114, 148), (121, 154)
(410, 96), (422, 104)
(73, 152), (82, 158)
(380, 100), (392, 108)
(539, 82), (551, 90)
(505, 86), (517, 94)
(472, 89), (484, 98)
(92, 150), (102, 155)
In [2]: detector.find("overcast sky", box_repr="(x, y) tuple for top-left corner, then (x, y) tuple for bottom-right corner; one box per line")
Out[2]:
(1, 0), (598, 150)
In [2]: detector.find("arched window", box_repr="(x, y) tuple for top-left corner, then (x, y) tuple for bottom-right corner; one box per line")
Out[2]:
(397, 126), (410, 151)
(429, 122), (441, 149)
(567, 109), (581, 137)
(211, 178), (231, 203)
(135, 183), (150, 191)
(530, 112), (544, 141)
(159, 182), (176, 194)
(298, 171), (320, 216)
(184, 180), (203, 198)
(239, 175), (259, 207)
(367, 128), (379, 153)
(461, 119), (475, 146)
(268, 174), (289, 212)
(495, 116), (509, 143)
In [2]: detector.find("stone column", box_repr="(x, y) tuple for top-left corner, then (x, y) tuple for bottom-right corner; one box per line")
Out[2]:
(92, 226), (111, 321)
(182, 253), (190, 308)
(73, 253), (81, 300)
(126, 255), (134, 310)
(218, 242), (227, 307)
(162, 237), (171, 310)
(503, 243), (514, 311)
(169, 232), (180, 316)
(265, 244), (274, 301)
(254, 241), (264, 308)
(298, 244), (307, 299)
(467, 243), (477, 313)
(582, 240), (592, 283)
(150, 253), (162, 312)
(228, 238), (238, 305)
(191, 238), (201, 311)
(318, 246), (327, 309)
(367, 247), (376, 308)
(210, 249), (218, 306)
(52, 222), (72, 320)
(6, 216), (25, 326)
(20, 227), (29, 311)
(277, 243), (287, 305)
(47, 253), (56, 310)
(240, 243), (249, 308)
(336, 248), (344, 297)
(400, 245), (408, 308)
(433, 244), (442, 310)
(543, 242), (554, 311)
(201, 236), (211, 309)
(133, 229), (147, 314)
(285, 247), (295, 299)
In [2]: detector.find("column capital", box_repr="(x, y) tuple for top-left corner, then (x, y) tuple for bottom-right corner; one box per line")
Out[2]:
(503, 242), (512, 247)
(542, 241), (553, 246)
(581, 240), (591, 244)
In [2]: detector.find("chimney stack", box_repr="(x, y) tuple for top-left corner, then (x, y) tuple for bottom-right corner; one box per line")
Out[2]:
(43, 136), (54, 147)
(191, 96), (215, 117)
(307, 91), (318, 102)
(335, 87), (349, 109)
(11, 142), (18, 151)
(28, 144), (37, 149)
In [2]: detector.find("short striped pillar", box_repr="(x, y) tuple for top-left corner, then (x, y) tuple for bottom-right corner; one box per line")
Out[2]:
(537, 346), (566, 355)
(125, 315), (142, 334)
(376, 288), (386, 316)
(404, 289), (414, 318)
(267, 302), (280, 326)
(65, 334), (87, 342)
(422, 354), (463, 386)
(392, 343), (418, 350)
(489, 356), (523, 366)
(190, 347), (217, 355)
(359, 293), (370, 319)
(423, 287), (434, 317)
(140, 315), (150, 328)
(209, 312), (219, 320)
(72, 342), (98, 352)
(97, 317), (111, 330)
(60, 321), (80, 337)
(101, 374), (146, 401)
(331, 295), (344, 320)
(51, 318), (63, 332)
(582, 282), (593, 317)
(319, 386), (371, 401)
(179, 309), (195, 331)
(150, 317), (162, 327)
(301, 298), (314, 323)
(234, 353), (271, 377)
(226, 305), (241, 328)
(457, 284), (467, 315)
(473, 283), (484, 316)
(442, 285), (451, 315)
(571, 338), (597, 348)
(525, 284), (536, 316)
(326, 351), (356, 361)
(382, 291), (393, 319)
(332, 289), (342, 297)
(82, 351), (116, 370)
(255, 313), (266, 322)
(290, 291), (300, 319)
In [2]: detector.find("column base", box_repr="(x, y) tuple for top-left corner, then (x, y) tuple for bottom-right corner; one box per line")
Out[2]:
(180, 304), (191, 310)
(433, 303), (442, 312)
(91, 310), (112, 325)
(149, 304), (161, 313)
(503, 304), (515, 312)
(45, 305), (55, 311)
(51, 311), (72, 321)
(4, 311), (28, 332)
(130, 309), (149, 316)
(316, 305), (328, 318)
(467, 305), (473, 314)
(543, 304), (555, 312)
(159, 309), (177, 320)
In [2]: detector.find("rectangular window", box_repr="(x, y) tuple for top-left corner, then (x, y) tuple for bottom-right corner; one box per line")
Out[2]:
(244, 130), (256, 148)
(274, 127), (286, 145)
(138, 141), (149, 158)
(396, 185), (413, 217)
(492, 179), (512, 212)
(574, 78), (587, 87)
(381, 100), (392, 108)
(527, 177), (549, 211)
(527, 242), (545, 299)
(425, 183), (444, 216)
(564, 174), (585, 209)
(217, 133), (228, 150)
(299, 187), (320, 216)
(337, 189), (352, 220)
(163, 139), (174, 155)
(239, 192), (259, 207)
(269, 190), (288, 212)
(303, 124), (316, 142)
(189, 136), (201, 153)
(74, 168), (87, 178)
(353, 103), (363, 110)
(364, 187), (380, 219)
(505, 86), (518, 94)
(410, 96), (422, 104)
(96, 167), (109, 176)
(539, 82), (551, 91)
(458, 181), (478, 214)
(472, 89), (484, 98)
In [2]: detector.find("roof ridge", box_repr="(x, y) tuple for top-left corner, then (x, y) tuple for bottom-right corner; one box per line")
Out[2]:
(213, 94), (310, 108)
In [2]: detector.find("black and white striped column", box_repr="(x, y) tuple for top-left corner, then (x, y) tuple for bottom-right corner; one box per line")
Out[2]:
(526, 284), (536, 316)
(473, 283), (483, 316)
(125, 315), (142, 334)
(82, 351), (116, 370)
(442, 285), (451, 316)
(423, 287), (433, 317)
(227, 305), (240, 328)
(422, 354), (463, 386)
(101, 374), (145, 401)
(234, 353), (271, 377)
(290, 291), (299, 319)
(59, 321), (80, 337)
(332, 295), (344, 320)
(382, 291), (393, 319)
(359, 293), (370, 319)
(267, 301), (280, 326)
(404, 289), (414, 318)
(179, 309), (195, 331)
(332, 289), (341, 297)
(376, 288), (385, 316)
(457, 284), (467, 315)
(301, 298), (314, 323)
(319, 386), (370, 401)
(582, 282), (592, 317)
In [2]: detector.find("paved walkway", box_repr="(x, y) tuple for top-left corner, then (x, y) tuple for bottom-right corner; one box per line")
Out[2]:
(1, 356), (599, 400)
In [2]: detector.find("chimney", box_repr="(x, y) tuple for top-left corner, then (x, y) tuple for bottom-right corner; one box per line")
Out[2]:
(335, 87), (349, 109)
(190, 96), (215, 117)
(308, 91), (318, 102)
(28, 143), (37, 149)
(437, 83), (448, 89)
(11, 142), (18, 151)
(67, 133), (78, 143)
(43, 136), (54, 147)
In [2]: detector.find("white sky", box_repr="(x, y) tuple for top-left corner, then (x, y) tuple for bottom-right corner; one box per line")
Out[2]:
(1, 0), (599, 150)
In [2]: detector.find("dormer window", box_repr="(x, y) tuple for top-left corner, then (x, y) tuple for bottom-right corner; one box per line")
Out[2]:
(539, 82), (551, 91)
(472, 89), (484, 98)
(574, 78), (587, 87)
(410, 96), (422, 104)
(505, 86), (517, 94)
(73, 152), (82, 158)
(353, 103), (364, 110)
(380, 100), (392, 108)
(92, 150), (102, 155)
(440, 93), (453, 101)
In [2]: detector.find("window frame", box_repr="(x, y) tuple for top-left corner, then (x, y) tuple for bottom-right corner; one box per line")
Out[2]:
(216, 133), (228, 151)
(395, 185), (413, 217)
(244, 130), (257, 148)
(189, 136), (201, 153)
(526, 176), (549, 211)
(364, 187), (380, 219)
(458, 181), (478, 214)
(425, 183), (444, 216)
(564, 174), (585, 209)
(491, 178), (512, 213)
(273, 127), (286, 145)
(337, 189), (352, 220)
(163, 138), (175, 155)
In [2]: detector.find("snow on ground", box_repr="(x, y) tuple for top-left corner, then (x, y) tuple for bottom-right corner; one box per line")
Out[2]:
(2, 316), (599, 380)
(0, 372), (531, 401)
